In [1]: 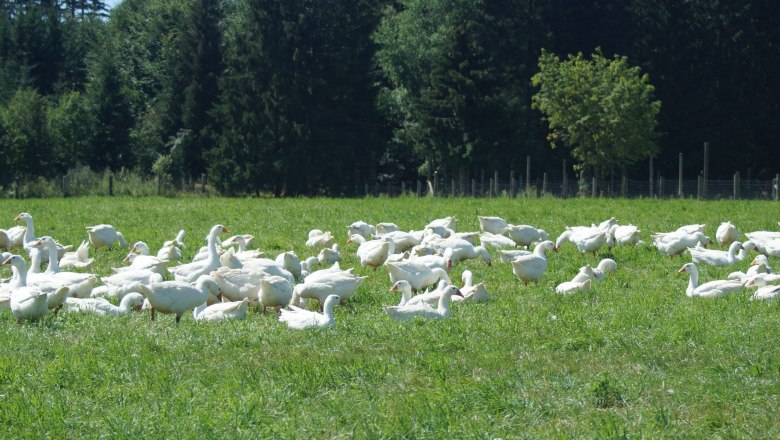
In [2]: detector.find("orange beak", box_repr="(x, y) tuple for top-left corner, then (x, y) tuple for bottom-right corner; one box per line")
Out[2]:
(2, 258), (11, 265)
(14, 215), (20, 221)
(389, 285), (398, 292)
(222, 227), (230, 233)
(678, 267), (686, 273)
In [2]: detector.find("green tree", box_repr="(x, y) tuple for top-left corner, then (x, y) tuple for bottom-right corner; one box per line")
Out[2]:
(47, 90), (93, 171)
(0, 88), (54, 183)
(531, 49), (661, 176)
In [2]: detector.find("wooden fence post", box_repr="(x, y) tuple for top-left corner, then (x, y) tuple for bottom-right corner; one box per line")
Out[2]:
(365, 182), (369, 196)
(493, 170), (499, 196)
(697, 175), (703, 200)
(489, 179), (494, 198)
(109, 173), (114, 196)
(776, 174), (779, 201)
(480, 170), (485, 197)
(678, 152), (684, 198)
(14, 178), (19, 199)
(733, 171), (740, 199)
(542, 173), (548, 196)
(592, 177), (597, 198)
(659, 176), (664, 198)
(201, 174), (206, 194)
(61, 176), (67, 197)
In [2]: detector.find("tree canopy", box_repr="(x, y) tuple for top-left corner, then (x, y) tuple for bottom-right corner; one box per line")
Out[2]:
(531, 50), (661, 175)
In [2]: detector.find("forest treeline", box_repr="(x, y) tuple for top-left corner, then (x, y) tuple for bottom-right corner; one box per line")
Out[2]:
(1, 0), (778, 196)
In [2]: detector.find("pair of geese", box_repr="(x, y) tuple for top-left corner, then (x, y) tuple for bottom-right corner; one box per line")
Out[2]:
(678, 260), (780, 300)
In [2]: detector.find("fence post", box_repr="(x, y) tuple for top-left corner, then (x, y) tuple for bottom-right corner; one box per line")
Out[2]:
(592, 177), (597, 198)
(492, 170), (498, 197)
(776, 174), (779, 201)
(542, 172), (548, 196)
(562, 160), (568, 198)
(525, 156), (531, 197)
(509, 171), (515, 198)
(480, 170), (485, 197)
(649, 157), (654, 197)
(703, 141), (709, 199)
(109, 173), (114, 196)
(697, 175), (703, 200)
(659, 177), (664, 198)
(733, 171), (740, 199)
(364, 183), (369, 196)
(678, 152), (684, 198)
(489, 179), (494, 198)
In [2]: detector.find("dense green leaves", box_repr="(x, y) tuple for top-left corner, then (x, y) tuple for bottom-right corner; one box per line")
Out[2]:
(531, 50), (661, 175)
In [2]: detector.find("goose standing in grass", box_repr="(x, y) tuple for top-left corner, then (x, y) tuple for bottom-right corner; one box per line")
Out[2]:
(477, 216), (509, 235)
(425, 237), (491, 266)
(64, 292), (145, 316)
(306, 229), (335, 248)
(193, 297), (250, 322)
(33, 237), (97, 298)
(86, 224), (128, 249)
(377, 230), (421, 252)
(387, 260), (452, 292)
(258, 276), (294, 313)
(136, 275), (221, 323)
(504, 224), (548, 249)
(511, 240), (554, 285)
(609, 224), (641, 246)
(279, 294), (340, 329)
(498, 249), (531, 263)
(716, 221), (739, 247)
(212, 266), (267, 302)
(118, 251), (169, 276)
(169, 224), (228, 282)
(556, 265), (596, 294)
(383, 285), (463, 321)
(676, 224), (707, 234)
(426, 216), (457, 231)
(222, 234), (254, 250)
(678, 263), (745, 298)
(688, 241), (743, 266)
(133, 240), (183, 262)
(291, 269), (366, 307)
(593, 259), (618, 281)
(355, 236), (394, 271)
(410, 248), (454, 272)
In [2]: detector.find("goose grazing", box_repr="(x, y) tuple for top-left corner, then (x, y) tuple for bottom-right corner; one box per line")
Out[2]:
(86, 224), (128, 249)
(347, 221), (376, 240)
(279, 294), (340, 329)
(499, 249), (531, 263)
(653, 231), (712, 257)
(168, 224), (228, 282)
(609, 224), (641, 246)
(593, 259), (617, 281)
(193, 298), (250, 322)
(58, 240), (94, 271)
(3, 255), (72, 316)
(716, 221), (739, 247)
(64, 292), (145, 316)
(0, 230), (10, 250)
(389, 280), (414, 306)
(387, 260), (452, 292)
(478, 216), (509, 235)
(688, 241), (743, 266)
(383, 285), (463, 321)
(479, 232), (517, 248)
(275, 251), (302, 280)
(291, 270), (366, 308)
(678, 263), (745, 298)
(410, 248), (454, 273)
(504, 225), (548, 249)
(511, 240), (554, 285)
(356, 236), (394, 270)
(425, 237), (491, 266)
(258, 276), (294, 313)
(136, 275), (221, 323)
(306, 229), (335, 248)
(318, 244), (341, 265)
(238, 257), (295, 284)
(455, 270), (490, 303)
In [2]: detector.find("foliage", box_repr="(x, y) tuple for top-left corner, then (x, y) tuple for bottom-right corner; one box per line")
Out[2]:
(0, 197), (779, 437)
(0, 88), (54, 183)
(532, 50), (661, 175)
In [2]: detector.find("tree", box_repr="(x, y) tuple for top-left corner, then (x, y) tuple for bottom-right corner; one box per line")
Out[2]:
(0, 88), (54, 184)
(531, 49), (661, 176)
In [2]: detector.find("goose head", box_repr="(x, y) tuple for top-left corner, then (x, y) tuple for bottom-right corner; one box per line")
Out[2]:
(132, 241), (151, 255)
(461, 270), (473, 288)
(15, 212), (32, 223)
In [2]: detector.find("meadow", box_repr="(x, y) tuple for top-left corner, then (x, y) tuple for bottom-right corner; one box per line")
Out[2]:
(0, 196), (778, 438)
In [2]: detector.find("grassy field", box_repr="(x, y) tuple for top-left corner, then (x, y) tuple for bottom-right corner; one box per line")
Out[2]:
(0, 196), (778, 438)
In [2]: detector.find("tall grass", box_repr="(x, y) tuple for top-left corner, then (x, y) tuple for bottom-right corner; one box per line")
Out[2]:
(0, 196), (778, 438)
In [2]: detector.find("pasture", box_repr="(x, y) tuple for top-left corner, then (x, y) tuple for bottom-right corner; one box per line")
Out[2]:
(0, 196), (778, 438)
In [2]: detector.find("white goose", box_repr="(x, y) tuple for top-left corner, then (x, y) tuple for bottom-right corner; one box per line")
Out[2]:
(426, 237), (491, 266)
(511, 240), (554, 285)
(2, 255), (72, 312)
(193, 298), (250, 322)
(378, 230), (421, 252)
(387, 260), (452, 292)
(237, 257), (295, 284)
(258, 276), (294, 312)
(33, 237), (97, 298)
(212, 266), (267, 302)
(405, 280), (450, 307)
(222, 234), (254, 250)
(653, 231), (712, 257)
(479, 232), (517, 248)
(688, 241), (743, 266)
(169, 224), (228, 282)
(2, 225), (26, 248)
(383, 285), (462, 321)
(504, 224), (548, 248)
(16, 213), (71, 260)
(318, 244), (341, 265)
(375, 222), (400, 235)
(275, 251), (302, 280)
(593, 258), (618, 281)
(136, 275), (221, 323)
(118, 252), (169, 276)
(64, 292), (145, 316)
(347, 221), (376, 240)
(678, 263), (745, 298)
(555, 278), (593, 295)
(426, 216), (456, 231)
(716, 221), (739, 247)
(609, 224), (641, 246)
(279, 294), (340, 329)
(498, 249), (531, 262)
(132, 240), (183, 262)
(86, 224), (128, 249)
(745, 277), (780, 301)
(554, 228), (609, 254)
(477, 216), (509, 235)
(291, 270), (366, 307)
(455, 270), (489, 303)
(389, 280), (414, 306)
(306, 229), (335, 248)
(356, 236), (394, 270)
(59, 240), (94, 271)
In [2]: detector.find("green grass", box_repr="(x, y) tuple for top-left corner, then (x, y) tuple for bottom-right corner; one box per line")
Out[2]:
(1, 196), (779, 438)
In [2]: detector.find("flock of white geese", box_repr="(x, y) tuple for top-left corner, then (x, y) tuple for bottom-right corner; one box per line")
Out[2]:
(1, 212), (779, 329)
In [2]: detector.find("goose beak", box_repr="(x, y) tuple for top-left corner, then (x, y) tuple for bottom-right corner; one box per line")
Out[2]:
(678, 266), (687, 273)
(14, 215), (20, 221)
(2, 258), (11, 265)
(122, 255), (132, 263)
(31, 240), (41, 247)
(553, 246), (559, 253)
(389, 285), (398, 292)
(454, 289), (464, 298)
(222, 227), (230, 233)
